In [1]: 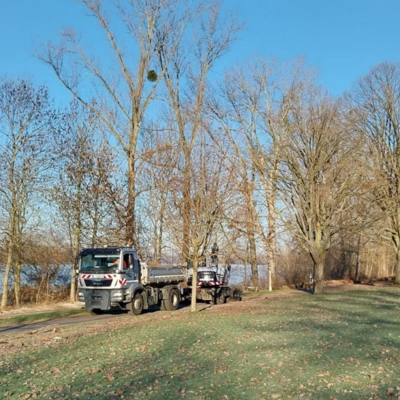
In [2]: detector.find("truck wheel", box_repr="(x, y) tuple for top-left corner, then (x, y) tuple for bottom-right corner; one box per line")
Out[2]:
(163, 288), (180, 311)
(128, 292), (144, 315)
(90, 308), (103, 315)
(230, 288), (242, 301)
(215, 293), (226, 305)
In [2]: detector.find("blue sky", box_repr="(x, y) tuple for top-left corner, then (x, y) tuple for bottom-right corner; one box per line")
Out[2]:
(0, 0), (399, 102)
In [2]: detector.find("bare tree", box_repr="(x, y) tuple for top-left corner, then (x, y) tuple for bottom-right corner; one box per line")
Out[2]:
(205, 118), (260, 287)
(156, 1), (240, 262)
(279, 87), (359, 294)
(39, 0), (198, 248)
(139, 126), (179, 262)
(210, 59), (310, 290)
(0, 79), (57, 309)
(166, 131), (235, 311)
(249, 60), (310, 292)
(346, 62), (400, 284)
(53, 101), (118, 301)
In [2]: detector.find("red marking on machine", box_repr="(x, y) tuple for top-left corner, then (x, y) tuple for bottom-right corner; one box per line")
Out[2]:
(119, 279), (127, 285)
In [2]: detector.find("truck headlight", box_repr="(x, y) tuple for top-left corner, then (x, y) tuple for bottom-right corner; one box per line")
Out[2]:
(112, 291), (123, 300)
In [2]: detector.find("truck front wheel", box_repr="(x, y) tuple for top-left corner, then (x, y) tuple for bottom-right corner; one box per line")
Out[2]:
(128, 292), (144, 315)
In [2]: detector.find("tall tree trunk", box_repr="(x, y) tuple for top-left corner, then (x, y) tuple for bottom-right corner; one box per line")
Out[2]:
(14, 215), (24, 308)
(244, 261), (248, 289)
(1, 205), (16, 310)
(354, 235), (361, 283)
(126, 155), (137, 248)
(0, 243), (13, 309)
(311, 252), (325, 294)
(70, 236), (79, 303)
(190, 259), (198, 312)
(153, 222), (159, 263)
(13, 263), (21, 307)
(395, 244), (400, 284)
(157, 212), (164, 264)
(154, 196), (166, 263)
(91, 199), (99, 247)
(248, 232), (258, 288)
(71, 187), (82, 301)
(183, 151), (191, 263)
(157, 223), (163, 263)
(70, 259), (77, 302)
(266, 193), (276, 292)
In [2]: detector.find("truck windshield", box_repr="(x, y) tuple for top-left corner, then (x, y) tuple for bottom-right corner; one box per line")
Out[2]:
(80, 253), (120, 273)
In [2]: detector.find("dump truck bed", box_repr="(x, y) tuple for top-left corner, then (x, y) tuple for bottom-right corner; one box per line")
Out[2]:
(141, 264), (186, 285)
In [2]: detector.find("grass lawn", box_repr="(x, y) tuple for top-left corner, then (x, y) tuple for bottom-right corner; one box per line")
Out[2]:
(1, 287), (400, 399)
(0, 309), (88, 327)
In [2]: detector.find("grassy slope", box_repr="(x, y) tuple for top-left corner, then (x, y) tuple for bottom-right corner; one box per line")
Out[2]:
(1, 288), (400, 399)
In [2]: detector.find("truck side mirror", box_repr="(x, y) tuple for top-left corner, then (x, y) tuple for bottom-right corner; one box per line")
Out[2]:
(227, 265), (231, 272)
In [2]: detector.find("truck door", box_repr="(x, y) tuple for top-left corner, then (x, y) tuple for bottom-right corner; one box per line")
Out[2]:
(124, 251), (140, 283)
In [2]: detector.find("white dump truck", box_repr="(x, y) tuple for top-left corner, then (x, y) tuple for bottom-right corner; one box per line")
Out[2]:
(76, 247), (241, 315)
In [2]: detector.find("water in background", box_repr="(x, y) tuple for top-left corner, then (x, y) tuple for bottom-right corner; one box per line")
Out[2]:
(229, 264), (269, 286)
(0, 264), (71, 295)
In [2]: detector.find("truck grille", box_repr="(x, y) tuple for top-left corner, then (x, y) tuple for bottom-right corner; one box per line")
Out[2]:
(84, 279), (113, 287)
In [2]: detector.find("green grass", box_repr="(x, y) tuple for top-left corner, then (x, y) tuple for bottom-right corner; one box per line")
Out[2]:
(1, 288), (400, 399)
(0, 308), (88, 326)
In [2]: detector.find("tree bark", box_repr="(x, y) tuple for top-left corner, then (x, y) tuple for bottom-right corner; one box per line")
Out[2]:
(13, 263), (21, 307)
(156, 201), (165, 263)
(312, 253), (325, 294)
(266, 193), (276, 292)
(126, 154), (137, 247)
(0, 243), (13, 309)
(248, 232), (258, 288)
(71, 192), (81, 302)
(1, 204), (16, 309)
(183, 151), (191, 262)
(190, 259), (198, 312)
(395, 244), (400, 284)
(70, 263), (77, 302)
(354, 235), (361, 283)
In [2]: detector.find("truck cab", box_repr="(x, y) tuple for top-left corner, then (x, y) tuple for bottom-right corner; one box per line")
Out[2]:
(77, 247), (141, 313)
